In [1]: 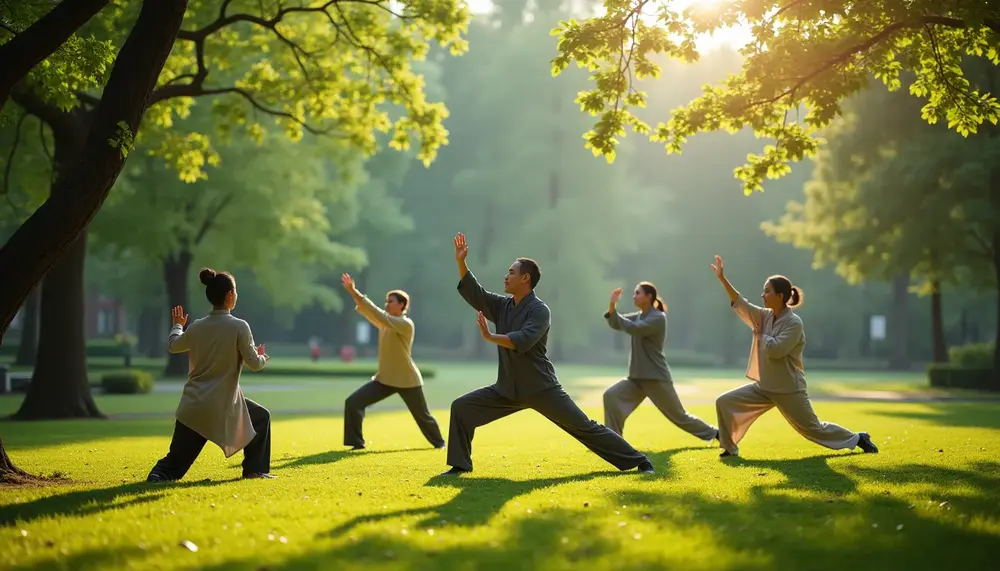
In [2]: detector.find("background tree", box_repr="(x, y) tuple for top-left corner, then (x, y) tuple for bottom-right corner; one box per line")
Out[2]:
(764, 70), (1000, 373)
(2, 0), (469, 416)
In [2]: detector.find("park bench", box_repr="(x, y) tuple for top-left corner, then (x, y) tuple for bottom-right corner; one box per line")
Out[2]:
(0, 365), (31, 394)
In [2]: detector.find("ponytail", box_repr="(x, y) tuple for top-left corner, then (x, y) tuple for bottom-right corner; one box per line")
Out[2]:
(654, 298), (666, 312)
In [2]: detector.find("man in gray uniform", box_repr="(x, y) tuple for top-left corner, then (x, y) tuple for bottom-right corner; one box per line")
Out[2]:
(443, 233), (654, 476)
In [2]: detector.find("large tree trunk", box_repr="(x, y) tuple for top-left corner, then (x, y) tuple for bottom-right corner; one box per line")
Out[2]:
(162, 251), (192, 378)
(930, 279), (948, 363)
(13, 236), (102, 419)
(888, 273), (910, 370)
(993, 230), (1000, 387)
(0, 435), (34, 483)
(0, 0), (190, 347)
(137, 305), (163, 358)
(14, 284), (41, 366)
(12, 100), (101, 419)
(0, 0), (111, 107)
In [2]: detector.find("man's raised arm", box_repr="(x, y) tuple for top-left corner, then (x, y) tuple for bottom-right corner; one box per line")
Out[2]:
(454, 232), (503, 322)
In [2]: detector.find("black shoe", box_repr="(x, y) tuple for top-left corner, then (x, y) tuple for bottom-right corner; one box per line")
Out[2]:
(146, 472), (167, 483)
(857, 432), (879, 454)
(350, 445), (366, 451)
(433, 442), (446, 449)
(441, 466), (470, 476)
(243, 472), (277, 479)
(636, 460), (654, 474)
(719, 450), (736, 458)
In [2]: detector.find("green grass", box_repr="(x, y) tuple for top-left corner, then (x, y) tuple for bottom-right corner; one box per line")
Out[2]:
(1, 362), (999, 570)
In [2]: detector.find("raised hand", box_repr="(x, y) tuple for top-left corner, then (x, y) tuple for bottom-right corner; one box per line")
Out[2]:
(340, 273), (356, 291)
(454, 233), (469, 262)
(609, 287), (623, 304)
(171, 306), (188, 327)
(710, 255), (725, 279)
(476, 311), (491, 339)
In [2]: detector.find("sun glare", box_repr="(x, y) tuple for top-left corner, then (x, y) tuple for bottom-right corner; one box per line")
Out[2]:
(463, 0), (752, 53)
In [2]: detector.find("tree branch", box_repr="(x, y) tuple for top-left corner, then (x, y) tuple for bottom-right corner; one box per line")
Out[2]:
(2, 111), (26, 216)
(10, 85), (82, 138)
(152, 0), (413, 116)
(741, 15), (1000, 110)
(151, 85), (333, 135)
(0, 0), (111, 108)
(193, 193), (234, 246)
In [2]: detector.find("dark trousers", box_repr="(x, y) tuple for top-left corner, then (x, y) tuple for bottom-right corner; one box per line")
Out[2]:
(148, 398), (271, 480)
(446, 385), (649, 472)
(343, 380), (445, 448)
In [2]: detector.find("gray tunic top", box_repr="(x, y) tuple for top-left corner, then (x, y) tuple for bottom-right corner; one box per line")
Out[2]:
(731, 297), (807, 393)
(604, 308), (670, 382)
(354, 295), (423, 388)
(167, 309), (268, 457)
(457, 271), (559, 400)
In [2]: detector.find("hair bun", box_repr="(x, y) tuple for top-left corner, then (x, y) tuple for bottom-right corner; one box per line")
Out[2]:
(199, 268), (217, 286)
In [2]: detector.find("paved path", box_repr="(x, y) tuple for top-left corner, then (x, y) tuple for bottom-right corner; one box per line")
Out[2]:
(104, 381), (1000, 420)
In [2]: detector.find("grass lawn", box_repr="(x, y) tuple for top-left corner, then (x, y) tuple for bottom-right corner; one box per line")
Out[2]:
(1, 362), (999, 570)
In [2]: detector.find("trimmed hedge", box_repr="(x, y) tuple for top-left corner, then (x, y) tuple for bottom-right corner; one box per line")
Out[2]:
(0, 339), (125, 358)
(252, 364), (437, 379)
(101, 369), (155, 394)
(927, 363), (998, 392)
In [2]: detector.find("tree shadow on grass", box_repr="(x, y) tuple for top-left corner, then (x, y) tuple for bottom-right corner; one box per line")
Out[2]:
(873, 402), (1000, 431)
(320, 446), (697, 536)
(0, 478), (235, 527)
(613, 456), (1000, 570)
(181, 453), (1000, 571)
(8, 545), (151, 571)
(274, 446), (440, 470)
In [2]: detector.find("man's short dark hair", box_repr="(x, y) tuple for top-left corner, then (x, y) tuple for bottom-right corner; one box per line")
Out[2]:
(515, 257), (541, 289)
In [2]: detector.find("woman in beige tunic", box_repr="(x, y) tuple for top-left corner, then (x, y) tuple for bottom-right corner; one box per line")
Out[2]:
(603, 282), (718, 442)
(711, 255), (879, 458)
(340, 273), (444, 450)
(146, 268), (274, 482)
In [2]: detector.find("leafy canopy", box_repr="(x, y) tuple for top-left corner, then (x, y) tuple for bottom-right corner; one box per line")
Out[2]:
(551, 0), (1000, 194)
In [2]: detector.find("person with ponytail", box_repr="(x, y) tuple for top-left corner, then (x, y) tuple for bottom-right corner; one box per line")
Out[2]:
(339, 273), (445, 450)
(710, 256), (879, 457)
(602, 282), (719, 442)
(146, 267), (275, 482)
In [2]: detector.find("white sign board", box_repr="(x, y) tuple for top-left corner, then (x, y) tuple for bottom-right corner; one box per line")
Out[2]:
(869, 315), (886, 341)
(356, 322), (371, 345)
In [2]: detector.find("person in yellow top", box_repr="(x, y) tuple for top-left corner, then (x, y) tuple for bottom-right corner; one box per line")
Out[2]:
(340, 273), (445, 450)
(147, 268), (274, 482)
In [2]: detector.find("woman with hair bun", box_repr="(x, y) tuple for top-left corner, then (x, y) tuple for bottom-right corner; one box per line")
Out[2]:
(146, 267), (275, 482)
(602, 282), (719, 442)
(710, 256), (879, 458)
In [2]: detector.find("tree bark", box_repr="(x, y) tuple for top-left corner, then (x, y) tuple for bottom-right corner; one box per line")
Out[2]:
(992, 230), (1000, 387)
(0, 0), (190, 347)
(13, 236), (102, 419)
(162, 251), (192, 378)
(14, 283), (41, 367)
(137, 304), (163, 358)
(888, 273), (910, 370)
(0, 0), (111, 108)
(930, 280), (948, 363)
(9, 89), (100, 419)
(0, 435), (35, 483)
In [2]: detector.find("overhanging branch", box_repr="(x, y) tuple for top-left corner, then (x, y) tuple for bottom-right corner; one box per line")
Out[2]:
(150, 85), (332, 135)
(741, 15), (1000, 110)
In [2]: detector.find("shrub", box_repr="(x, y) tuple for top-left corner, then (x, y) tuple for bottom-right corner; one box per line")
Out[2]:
(948, 342), (995, 369)
(927, 363), (998, 392)
(101, 370), (155, 394)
